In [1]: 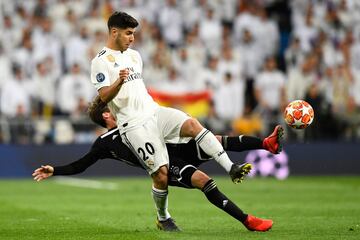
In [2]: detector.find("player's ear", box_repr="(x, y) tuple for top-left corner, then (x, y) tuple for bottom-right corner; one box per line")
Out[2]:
(110, 27), (118, 38)
(102, 112), (111, 120)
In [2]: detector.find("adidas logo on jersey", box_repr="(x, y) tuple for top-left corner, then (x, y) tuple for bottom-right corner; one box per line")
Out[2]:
(114, 62), (119, 68)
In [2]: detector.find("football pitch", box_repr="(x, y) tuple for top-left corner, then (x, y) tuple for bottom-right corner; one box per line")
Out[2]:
(0, 176), (359, 240)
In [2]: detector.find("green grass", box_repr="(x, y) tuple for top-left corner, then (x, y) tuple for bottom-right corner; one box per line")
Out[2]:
(0, 176), (359, 240)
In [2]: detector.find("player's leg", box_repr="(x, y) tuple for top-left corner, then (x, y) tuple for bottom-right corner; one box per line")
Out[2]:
(218, 125), (284, 154)
(156, 107), (245, 183)
(151, 165), (180, 231)
(177, 166), (272, 232)
(151, 165), (170, 220)
(180, 117), (248, 183)
(121, 123), (179, 231)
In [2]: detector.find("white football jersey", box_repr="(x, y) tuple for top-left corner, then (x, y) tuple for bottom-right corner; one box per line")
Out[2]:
(91, 47), (159, 132)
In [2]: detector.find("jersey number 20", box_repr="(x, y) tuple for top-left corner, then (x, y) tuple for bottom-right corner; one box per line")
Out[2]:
(137, 142), (155, 161)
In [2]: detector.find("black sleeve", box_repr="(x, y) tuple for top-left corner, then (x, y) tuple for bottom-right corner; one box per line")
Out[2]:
(53, 139), (104, 175)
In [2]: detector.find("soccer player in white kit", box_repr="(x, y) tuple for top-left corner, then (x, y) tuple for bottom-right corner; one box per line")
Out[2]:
(90, 12), (250, 231)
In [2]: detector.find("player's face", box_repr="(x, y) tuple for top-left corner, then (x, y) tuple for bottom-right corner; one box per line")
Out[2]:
(115, 27), (135, 51)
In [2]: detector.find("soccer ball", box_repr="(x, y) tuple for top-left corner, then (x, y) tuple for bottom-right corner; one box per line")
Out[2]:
(283, 100), (314, 129)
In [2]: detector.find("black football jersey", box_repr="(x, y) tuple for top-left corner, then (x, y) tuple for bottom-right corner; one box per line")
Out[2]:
(53, 128), (211, 188)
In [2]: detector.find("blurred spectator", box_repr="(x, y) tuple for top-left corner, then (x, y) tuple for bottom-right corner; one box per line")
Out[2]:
(87, 30), (106, 60)
(287, 53), (319, 101)
(304, 83), (327, 140)
(218, 0), (237, 26)
(213, 72), (245, 121)
(31, 17), (62, 73)
(0, 65), (31, 118)
(218, 44), (242, 81)
(57, 63), (95, 116)
(13, 5), (30, 30)
(0, 15), (22, 54)
(121, 0), (143, 22)
(141, 0), (162, 23)
(317, 30), (339, 68)
(331, 62), (355, 138)
(200, 100), (232, 135)
(238, 28), (264, 109)
(256, 7), (279, 57)
(101, 0), (114, 21)
(184, 25), (206, 68)
(349, 68), (360, 138)
(172, 47), (198, 85)
(285, 37), (304, 71)
(52, 8), (78, 45)
(180, 0), (206, 31)
(64, 25), (91, 72)
(33, 0), (48, 20)
(155, 67), (189, 94)
(254, 57), (286, 134)
(143, 52), (169, 89)
(82, 3), (107, 35)
(232, 103), (262, 136)
(0, 42), (12, 90)
(158, 0), (183, 48)
(12, 29), (37, 78)
(198, 55), (222, 91)
(30, 60), (58, 117)
(199, 7), (222, 55)
(134, 19), (162, 64)
(233, 4), (260, 45)
(293, 5), (318, 53)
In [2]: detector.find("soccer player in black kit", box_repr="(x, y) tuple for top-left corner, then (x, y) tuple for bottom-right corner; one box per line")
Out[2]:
(33, 97), (283, 232)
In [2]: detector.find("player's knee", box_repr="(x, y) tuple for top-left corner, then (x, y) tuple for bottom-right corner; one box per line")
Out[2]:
(152, 166), (168, 189)
(191, 170), (211, 189)
(180, 118), (203, 137)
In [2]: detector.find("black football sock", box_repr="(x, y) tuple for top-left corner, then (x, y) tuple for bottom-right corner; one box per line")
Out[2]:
(202, 179), (248, 222)
(222, 135), (263, 152)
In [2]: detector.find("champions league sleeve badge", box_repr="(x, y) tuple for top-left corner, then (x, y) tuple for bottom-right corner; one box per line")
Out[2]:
(96, 73), (105, 82)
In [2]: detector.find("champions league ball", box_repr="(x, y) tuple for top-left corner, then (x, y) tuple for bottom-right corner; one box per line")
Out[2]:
(284, 100), (314, 129)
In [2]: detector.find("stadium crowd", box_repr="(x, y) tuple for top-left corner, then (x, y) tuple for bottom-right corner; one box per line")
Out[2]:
(0, 0), (359, 144)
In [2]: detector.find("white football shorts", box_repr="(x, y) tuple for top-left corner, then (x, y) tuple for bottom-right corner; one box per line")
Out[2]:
(121, 106), (191, 175)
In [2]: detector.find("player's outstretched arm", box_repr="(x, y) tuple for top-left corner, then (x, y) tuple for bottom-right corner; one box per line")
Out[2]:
(32, 149), (102, 181)
(32, 165), (54, 181)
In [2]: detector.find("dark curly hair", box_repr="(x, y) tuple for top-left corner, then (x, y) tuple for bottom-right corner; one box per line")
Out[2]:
(88, 96), (110, 128)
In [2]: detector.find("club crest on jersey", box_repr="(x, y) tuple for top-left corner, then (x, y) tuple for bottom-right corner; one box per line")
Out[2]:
(107, 55), (115, 62)
(146, 160), (154, 167)
(96, 73), (105, 82)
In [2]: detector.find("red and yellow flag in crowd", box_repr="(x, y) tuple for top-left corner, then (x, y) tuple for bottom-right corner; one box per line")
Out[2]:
(148, 88), (212, 118)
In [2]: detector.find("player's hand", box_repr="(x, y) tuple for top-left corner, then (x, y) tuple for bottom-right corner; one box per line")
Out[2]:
(119, 69), (129, 84)
(32, 165), (54, 182)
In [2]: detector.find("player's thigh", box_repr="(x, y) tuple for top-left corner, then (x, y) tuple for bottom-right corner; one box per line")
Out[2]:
(156, 106), (192, 143)
(121, 124), (169, 175)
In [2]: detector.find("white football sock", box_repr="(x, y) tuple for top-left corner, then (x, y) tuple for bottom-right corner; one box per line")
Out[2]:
(195, 128), (234, 172)
(152, 186), (171, 221)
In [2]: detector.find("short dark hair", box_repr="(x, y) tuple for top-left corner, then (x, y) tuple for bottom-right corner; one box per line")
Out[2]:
(88, 96), (110, 128)
(107, 11), (138, 31)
